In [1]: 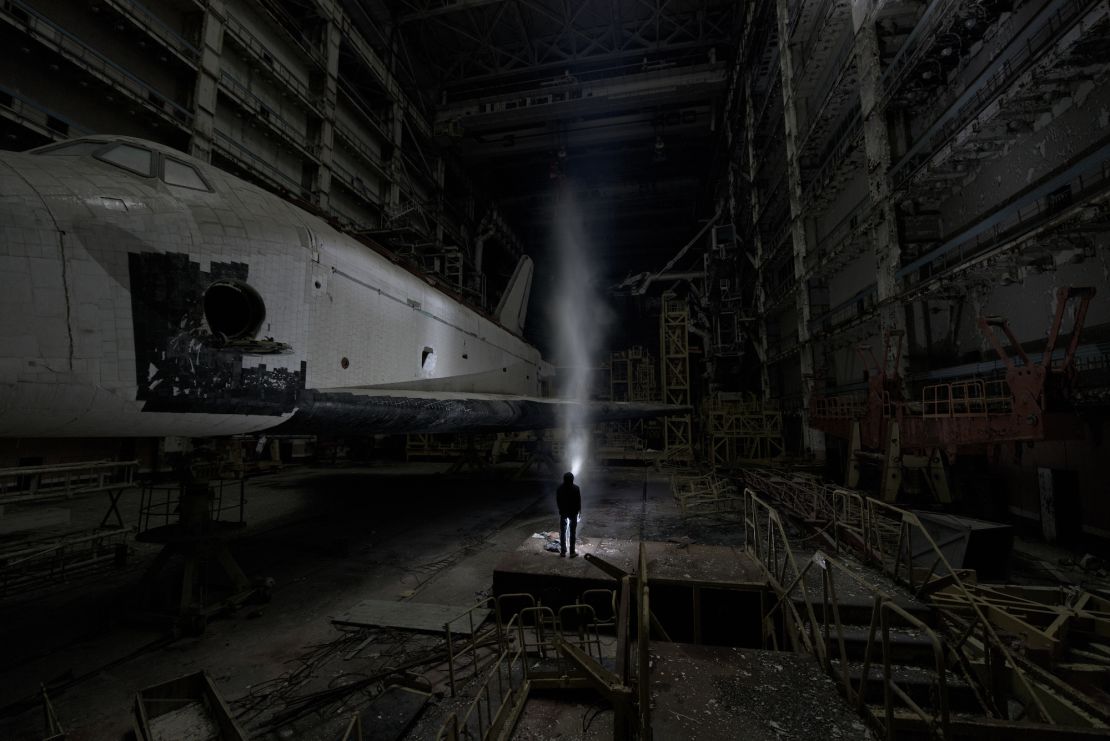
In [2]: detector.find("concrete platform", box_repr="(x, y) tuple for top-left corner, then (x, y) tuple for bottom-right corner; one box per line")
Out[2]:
(650, 642), (874, 740)
(493, 537), (767, 645)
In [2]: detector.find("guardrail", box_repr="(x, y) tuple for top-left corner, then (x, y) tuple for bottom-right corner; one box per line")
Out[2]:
(435, 549), (657, 740)
(2, 0), (192, 126)
(745, 488), (967, 738)
(744, 489), (821, 656)
(436, 585), (627, 740)
(744, 476), (1069, 727)
(0, 460), (137, 505)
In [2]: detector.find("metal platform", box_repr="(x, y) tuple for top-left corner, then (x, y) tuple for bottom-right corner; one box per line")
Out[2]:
(493, 538), (768, 646)
(649, 642), (874, 740)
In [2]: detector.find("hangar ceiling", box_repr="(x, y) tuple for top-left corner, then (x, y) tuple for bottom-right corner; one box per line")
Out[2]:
(350, 0), (742, 272)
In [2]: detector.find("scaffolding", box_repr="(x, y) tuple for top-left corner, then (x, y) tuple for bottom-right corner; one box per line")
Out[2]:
(659, 294), (694, 461)
(705, 393), (785, 467)
(609, 346), (656, 403)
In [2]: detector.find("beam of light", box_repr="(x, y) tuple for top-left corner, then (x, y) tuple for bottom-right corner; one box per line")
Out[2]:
(551, 182), (607, 485)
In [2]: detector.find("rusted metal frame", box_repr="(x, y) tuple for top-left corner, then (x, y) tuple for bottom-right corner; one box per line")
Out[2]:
(436, 610), (530, 741)
(867, 498), (1055, 723)
(583, 553), (671, 641)
(616, 576), (632, 684)
(978, 316), (1034, 371)
(637, 541), (652, 739)
(832, 487), (866, 554)
(886, 600), (950, 739)
(517, 605), (557, 664)
(580, 588), (618, 629)
(818, 555), (851, 688)
(555, 637), (634, 738)
(952, 610), (1110, 728)
(764, 555), (819, 654)
(1043, 286), (1096, 369)
(744, 489), (824, 658)
(557, 603), (603, 661)
(495, 592), (536, 652)
(936, 583), (1110, 655)
(810, 551), (891, 716)
(444, 598), (499, 696)
(934, 610), (1006, 719)
(41, 684), (64, 739)
(914, 556), (945, 600)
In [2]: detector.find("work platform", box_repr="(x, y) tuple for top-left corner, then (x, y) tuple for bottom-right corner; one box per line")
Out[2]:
(650, 642), (873, 740)
(493, 538), (767, 645)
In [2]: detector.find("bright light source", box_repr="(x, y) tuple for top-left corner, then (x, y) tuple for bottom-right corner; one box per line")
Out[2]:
(554, 185), (606, 505)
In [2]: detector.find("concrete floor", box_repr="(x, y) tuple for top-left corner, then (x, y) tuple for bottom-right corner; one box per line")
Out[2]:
(1, 461), (751, 740)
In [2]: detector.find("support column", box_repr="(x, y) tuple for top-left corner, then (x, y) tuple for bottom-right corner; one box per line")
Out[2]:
(743, 75), (771, 401)
(660, 293), (693, 462)
(310, 19), (341, 210)
(387, 100), (404, 221)
(854, 3), (908, 375)
(189, 1), (225, 162)
(775, 0), (825, 462)
(434, 155), (446, 247)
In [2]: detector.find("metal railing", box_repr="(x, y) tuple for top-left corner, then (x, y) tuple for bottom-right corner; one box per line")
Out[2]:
(217, 71), (312, 155)
(436, 621), (528, 741)
(2, 0), (192, 126)
(0, 527), (130, 596)
(101, 0), (199, 62)
(436, 586), (622, 740)
(744, 477), (1065, 728)
(435, 552), (659, 741)
(222, 13), (313, 108)
(212, 130), (308, 197)
(137, 477), (245, 534)
(443, 598), (511, 698)
(745, 488), (964, 738)
(0, 460), (137, 505)
(744, 489), (821, 656)
(811, 393), (868, 420)
(921, 380), (986, 418)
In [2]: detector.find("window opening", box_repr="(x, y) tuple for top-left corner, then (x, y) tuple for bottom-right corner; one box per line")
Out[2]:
(163, 158), (210, 191)
(96, 144), (154, 176)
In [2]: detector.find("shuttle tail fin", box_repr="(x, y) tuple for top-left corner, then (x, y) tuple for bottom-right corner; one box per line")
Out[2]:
(496, 256), (533, 335)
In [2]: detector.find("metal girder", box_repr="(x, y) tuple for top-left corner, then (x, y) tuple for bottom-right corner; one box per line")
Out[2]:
(437, 63), (725, 126)
(398, 0), (738, 88)
(399, 0), (509, 23)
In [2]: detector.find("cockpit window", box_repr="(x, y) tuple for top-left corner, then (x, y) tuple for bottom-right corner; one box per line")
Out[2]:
(34, 140), (104, 156)
(163, 158), (210, 191)
(95, 143), (154, 177)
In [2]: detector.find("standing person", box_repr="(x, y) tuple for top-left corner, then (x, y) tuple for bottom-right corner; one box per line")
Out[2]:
(556, 471), (581, 557)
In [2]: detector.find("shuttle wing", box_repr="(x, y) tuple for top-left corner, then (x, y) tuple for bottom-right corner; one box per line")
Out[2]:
(276, 388), (687, 435)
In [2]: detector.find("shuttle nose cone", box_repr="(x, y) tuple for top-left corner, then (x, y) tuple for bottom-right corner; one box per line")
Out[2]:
(0, 153), (70, 429)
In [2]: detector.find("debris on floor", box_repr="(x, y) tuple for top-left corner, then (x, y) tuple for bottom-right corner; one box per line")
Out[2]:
(358, 684), (430, 741)
(134, 671), (246, 741)
(332, 599), (491, 634)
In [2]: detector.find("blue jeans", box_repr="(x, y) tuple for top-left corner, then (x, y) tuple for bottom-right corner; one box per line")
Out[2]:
(559, 513), (577, 553)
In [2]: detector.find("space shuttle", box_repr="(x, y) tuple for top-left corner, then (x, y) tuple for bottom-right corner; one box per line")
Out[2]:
(0, 135), (679, 438)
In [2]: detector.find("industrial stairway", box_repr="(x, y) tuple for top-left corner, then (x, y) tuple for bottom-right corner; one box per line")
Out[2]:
(747, 487), (1110, 740)
(783, 554), (993, 739)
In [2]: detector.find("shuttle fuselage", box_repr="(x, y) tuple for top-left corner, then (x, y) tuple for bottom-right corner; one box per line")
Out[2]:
(0, 136), (544, 437)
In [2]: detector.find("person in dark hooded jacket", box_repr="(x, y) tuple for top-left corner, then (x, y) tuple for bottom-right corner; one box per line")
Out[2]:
(555, 471), (581, 557)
